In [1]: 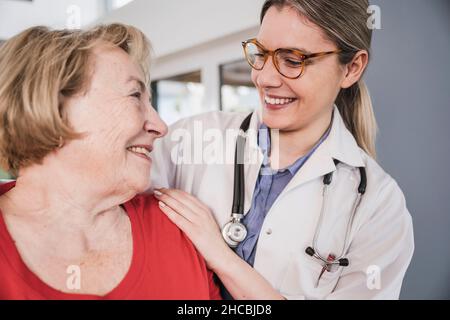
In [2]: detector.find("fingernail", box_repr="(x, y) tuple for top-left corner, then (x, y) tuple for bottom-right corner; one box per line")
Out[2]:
(154, 190), (163, 197)
(159, 201), (166, 208)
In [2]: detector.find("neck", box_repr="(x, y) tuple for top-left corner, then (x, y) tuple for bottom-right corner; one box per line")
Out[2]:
(0, 159), (135, 262)
(0, 161), (133, 232)
(270, 110), (333, 170)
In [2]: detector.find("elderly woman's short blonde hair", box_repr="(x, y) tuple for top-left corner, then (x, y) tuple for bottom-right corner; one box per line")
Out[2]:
(0, 24), (151, 174)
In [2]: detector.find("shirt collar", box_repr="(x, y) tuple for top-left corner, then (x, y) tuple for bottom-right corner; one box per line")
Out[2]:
(257, 121), (332, 175)
(249, 105), (365, 170)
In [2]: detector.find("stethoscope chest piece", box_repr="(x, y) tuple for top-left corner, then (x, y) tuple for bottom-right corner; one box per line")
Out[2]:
(222, 219), (248, 248)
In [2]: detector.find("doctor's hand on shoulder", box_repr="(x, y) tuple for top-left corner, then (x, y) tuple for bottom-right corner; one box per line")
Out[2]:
(154, 188), (286, 300)
(154, 188), (228, 269)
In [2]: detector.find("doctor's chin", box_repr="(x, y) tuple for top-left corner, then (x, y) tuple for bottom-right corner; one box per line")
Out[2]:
(0, 0), (448, 305)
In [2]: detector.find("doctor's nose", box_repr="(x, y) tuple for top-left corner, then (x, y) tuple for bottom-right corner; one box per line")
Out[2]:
(253, 56), (283, 89)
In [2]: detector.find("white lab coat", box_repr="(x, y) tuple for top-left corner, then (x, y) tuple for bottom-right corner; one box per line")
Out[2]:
(150, 106), (414, 300)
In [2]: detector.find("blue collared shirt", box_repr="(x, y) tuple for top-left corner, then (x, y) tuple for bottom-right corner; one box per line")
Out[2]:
(234, 124), (331, 267)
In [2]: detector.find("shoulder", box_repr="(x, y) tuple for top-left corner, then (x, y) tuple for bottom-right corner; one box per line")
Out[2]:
(349, 152), (415, 270)
(153, 111), (253, 162)
(124, 194), (205, 257)
(124, 195), (218, 299)
(0, 181), (15, 196)
(125, 194), (184, 238)
(357, 150), (413, 228)
(360, 151), (403, 199)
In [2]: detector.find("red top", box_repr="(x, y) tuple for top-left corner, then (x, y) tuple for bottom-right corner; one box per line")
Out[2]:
(0, 182), (221, 300)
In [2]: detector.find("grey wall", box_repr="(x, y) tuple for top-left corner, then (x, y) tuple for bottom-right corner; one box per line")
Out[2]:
(365, 0), (450, 299)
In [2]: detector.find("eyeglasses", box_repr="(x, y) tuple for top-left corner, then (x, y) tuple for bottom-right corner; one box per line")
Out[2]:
(242, 39), (342, 79)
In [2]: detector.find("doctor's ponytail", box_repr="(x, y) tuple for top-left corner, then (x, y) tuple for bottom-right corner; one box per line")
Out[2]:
(261, 0), (378, 158)
(336, 80), (377, 158)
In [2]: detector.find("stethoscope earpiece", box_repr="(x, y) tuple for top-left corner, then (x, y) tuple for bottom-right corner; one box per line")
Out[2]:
(305, 246), (350, 267)
(305, 246), (316, 257)
(338, 258), (349, 267)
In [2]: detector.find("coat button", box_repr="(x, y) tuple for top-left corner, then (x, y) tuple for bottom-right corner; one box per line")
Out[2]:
(266, 228), (273, 235)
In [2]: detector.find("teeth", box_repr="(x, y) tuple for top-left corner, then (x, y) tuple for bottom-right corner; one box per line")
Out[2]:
(264, 96), (295, 105)
(128, 147), (151, 158)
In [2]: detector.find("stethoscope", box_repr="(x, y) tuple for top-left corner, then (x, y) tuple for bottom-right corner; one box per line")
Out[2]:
(221, 113), (367, 285)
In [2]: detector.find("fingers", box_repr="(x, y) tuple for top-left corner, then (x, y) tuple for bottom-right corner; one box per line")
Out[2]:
(154, 190), (197, 223)
(158, 201), (191, 231)
(156, 189), (229, 271)
(156, 188), (210, 215)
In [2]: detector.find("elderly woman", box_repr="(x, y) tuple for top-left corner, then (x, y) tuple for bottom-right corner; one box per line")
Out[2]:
(0, 24), (220, 300)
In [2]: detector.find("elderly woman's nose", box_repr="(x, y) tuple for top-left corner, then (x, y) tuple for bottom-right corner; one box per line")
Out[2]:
(145, 106), (168, 138)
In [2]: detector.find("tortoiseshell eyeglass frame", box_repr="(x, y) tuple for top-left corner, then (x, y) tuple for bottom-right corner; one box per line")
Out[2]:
(242, 38), (342, 79)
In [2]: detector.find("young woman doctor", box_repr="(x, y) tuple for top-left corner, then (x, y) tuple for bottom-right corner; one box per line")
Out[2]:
(151, 0), (414, 300)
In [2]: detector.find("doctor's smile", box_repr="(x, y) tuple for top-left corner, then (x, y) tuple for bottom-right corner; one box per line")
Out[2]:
(263, 94), (298, 111)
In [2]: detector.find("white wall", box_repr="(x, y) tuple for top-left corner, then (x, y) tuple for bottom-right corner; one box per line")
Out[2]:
(1, 0), (265, 111)
(99, 0), (264, 112)
(100, 0), (265, 58)
(0, 0), (106, 40)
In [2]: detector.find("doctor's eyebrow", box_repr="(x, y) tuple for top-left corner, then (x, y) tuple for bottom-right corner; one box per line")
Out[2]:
(285, 46), (313, 55)
(256, 39), (313, 54)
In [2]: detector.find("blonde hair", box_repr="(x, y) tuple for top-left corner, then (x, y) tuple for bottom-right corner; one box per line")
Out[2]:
(261, 0), (378, 158)
(0, 24), (151, 174)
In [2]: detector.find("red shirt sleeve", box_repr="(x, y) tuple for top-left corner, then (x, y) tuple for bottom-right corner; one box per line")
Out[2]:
(129, 194), (223, 300)
(207, 269), (222, 300)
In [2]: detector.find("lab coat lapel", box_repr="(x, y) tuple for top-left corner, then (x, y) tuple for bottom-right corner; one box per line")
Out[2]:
(283, 140), (336, 193)
(243, 111), (264, 214)
(284, 106), (365, 193)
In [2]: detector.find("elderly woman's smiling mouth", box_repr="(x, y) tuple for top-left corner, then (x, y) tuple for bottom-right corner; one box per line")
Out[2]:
(127, 144), (153, 162)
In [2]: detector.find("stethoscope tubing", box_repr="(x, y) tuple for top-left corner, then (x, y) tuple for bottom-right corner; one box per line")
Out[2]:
(223, 113), (367, 274)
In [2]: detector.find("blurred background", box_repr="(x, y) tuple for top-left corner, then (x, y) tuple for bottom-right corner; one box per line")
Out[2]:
(0, 0), (449, 299)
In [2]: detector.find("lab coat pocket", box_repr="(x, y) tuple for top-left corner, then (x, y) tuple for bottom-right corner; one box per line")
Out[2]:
(279, 253), (343, 300)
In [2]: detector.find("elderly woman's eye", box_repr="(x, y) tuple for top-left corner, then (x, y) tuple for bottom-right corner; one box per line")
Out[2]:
(131, 92), (142, 99)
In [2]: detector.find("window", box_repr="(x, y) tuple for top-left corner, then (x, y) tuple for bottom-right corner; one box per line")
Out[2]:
(107, 0), (134, 11)
(151, 71), (205, 126)
(0, 169), (12, 182)
(220, 59), (259, 113)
